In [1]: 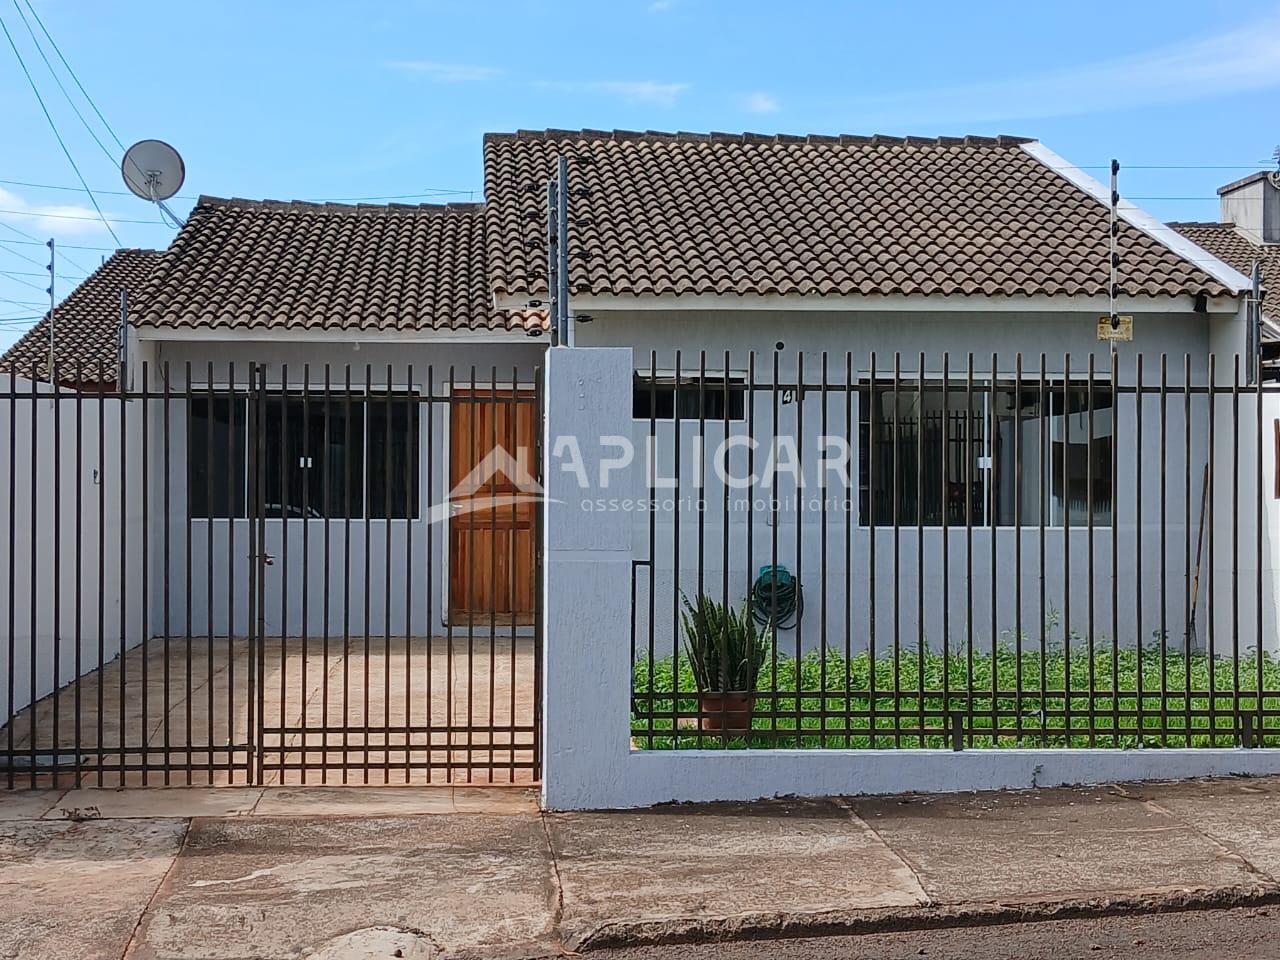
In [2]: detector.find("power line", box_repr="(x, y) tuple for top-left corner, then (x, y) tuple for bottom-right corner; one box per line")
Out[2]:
(12, 0), (118, 170)
(0, 177), (479, 202)
(0, 217), (91, 273)
(0, 237), (117, 251)
(0, 238), (85, 279)
(18, 0), (126, 152)
(0, 206), (164, 225)
(0, 266), (84, 279)
(0, 271), (46, 292)
(0, 12), (122, 245)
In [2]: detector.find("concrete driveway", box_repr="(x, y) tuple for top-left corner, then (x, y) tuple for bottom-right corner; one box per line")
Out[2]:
(0, 635), (536, 787)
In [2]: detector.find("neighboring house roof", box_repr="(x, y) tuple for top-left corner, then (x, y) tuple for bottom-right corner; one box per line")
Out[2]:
(1168, 221), (1278, 324)
(1, 248), (160, 382)
(130, 197), (537, 334)
(483, 129), (1233, 302)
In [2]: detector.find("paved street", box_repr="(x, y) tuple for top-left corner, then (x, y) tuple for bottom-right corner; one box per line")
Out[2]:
(3, 777), (1280, 958)
(595, 906), (1280, 960)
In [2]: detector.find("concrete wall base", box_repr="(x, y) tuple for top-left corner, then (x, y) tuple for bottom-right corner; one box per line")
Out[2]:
(541, 748), (1280, 810)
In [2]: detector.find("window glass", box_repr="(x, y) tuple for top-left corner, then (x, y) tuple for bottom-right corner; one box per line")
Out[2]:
(189, 392), (420, 520)
(368, 397), (419, 519)
(633, 376), (746, 421)
(859, 381), (1113, 528)
(188, 396), (246, 518)
(260, 397), (364, 519)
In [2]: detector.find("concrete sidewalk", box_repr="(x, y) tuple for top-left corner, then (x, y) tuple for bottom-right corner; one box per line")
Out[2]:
(3, 777), (1280, 958)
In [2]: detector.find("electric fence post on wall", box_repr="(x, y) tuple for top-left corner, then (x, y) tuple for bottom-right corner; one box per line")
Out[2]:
(1098, 159), (1132, 350)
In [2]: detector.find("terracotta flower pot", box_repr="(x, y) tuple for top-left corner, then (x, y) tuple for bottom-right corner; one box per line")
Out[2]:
(698, 691), (756, 733)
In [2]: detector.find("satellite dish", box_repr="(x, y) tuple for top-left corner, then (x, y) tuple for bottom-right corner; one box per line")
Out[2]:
(121, 139), (185, 201)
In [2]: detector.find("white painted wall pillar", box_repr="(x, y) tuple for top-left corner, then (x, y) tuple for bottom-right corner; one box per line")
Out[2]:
(541, 347), (635, 810)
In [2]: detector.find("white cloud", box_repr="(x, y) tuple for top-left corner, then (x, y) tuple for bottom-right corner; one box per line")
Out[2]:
(539, 79), (688, 107)
(0, 188), (114, 237)
(742, 92), (780, 114)
(839, 13), (1280, 126)
(648, 0), (675, 11)
(386, 60), (504, 83)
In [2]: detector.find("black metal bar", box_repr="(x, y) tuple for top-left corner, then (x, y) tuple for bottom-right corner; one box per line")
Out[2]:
(940, 352), (951, 750)
(1232, 356), (1241, 746)
(964, 353), (974, 749)
(1159, 354), (1168, 744)
(892, 352), (900, 749)
(1013, 353), (1023, 744)
(1086, 353), (1096, 747)
(1062, 354), (1072, 744)
(51, 364), (61, 779)
(915, 351), (925, 747)
(386, 364), (397, 784)
(1037, 354), (1047, 745)
(1208, 354), (1217, 744)
(988, 353), (997, 745)
(1135, 354), (1144, 746)
(97, 361), (106, 784)
(1184, 354), (1193, 746)
(407, 363), (415, 784)
(794, 350), (804, 746)
(363, 363), (373, 782)
(5, 364), (14, 789)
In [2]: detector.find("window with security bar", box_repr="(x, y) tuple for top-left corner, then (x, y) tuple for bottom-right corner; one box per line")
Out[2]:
(857, 380), (1113, 528)
(187, 394), (419, 520)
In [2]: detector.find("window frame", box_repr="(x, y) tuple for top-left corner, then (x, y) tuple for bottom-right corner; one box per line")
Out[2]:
(632, 373), (748, 423)
(856, 375), (1115, 530)
(186, 387), (422, 521)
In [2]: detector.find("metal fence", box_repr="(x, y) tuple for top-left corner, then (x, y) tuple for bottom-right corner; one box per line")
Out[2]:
(630, 350), (1280, 750)
(0, 361), (543, 787)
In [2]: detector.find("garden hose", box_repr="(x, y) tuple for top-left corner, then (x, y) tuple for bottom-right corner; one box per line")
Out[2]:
(750, 564), (802, 629)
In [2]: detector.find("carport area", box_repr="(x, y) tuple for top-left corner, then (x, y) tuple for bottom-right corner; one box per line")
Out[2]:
(0, 635), (537, 787)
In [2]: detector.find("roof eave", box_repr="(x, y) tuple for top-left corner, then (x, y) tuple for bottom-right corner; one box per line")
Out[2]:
(1020, 141), (1251, 295)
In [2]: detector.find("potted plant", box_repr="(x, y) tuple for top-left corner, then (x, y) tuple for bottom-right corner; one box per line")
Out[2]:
(680, 592), (772, 733)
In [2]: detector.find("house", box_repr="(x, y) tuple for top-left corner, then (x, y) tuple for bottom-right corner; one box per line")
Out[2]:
(0, 129), (1268, 785)
(1169, 170), (1280, 347)
(2, 248), (160, 389)
(4, 131), (1261, 642)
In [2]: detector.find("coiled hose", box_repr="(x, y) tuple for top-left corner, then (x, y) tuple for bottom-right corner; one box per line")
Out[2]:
(750, 564), (803, 629)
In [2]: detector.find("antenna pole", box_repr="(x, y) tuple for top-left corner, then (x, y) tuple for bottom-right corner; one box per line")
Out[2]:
(556, 155), (571, 347)
(1108, 160), (1119, 331)
(118, 287), (129, 388)
(546, 176), (560, 347)
(545, 155), (572, 347)
(46, 238), (55, 381)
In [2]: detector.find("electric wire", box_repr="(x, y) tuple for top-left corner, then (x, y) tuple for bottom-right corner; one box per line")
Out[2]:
(12, 1), (118, 170)
(0, 12), (122, 245)
(0, 218), (91, 273)
(18, 0), (126, 152)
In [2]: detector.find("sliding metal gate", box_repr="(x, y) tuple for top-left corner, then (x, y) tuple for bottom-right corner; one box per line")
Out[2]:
(0, 361), (542, 788)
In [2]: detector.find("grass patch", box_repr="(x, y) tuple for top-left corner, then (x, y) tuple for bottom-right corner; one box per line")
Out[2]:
(631, 647), (1280, 750)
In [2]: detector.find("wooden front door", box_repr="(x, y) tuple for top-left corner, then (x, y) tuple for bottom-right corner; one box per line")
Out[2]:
(449, 390), (539, 623)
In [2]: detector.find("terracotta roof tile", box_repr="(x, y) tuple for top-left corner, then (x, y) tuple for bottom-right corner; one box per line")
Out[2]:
(483, 129), (1232, 302)
(131, 197), (532, 334)
(2, 248), (159, 382)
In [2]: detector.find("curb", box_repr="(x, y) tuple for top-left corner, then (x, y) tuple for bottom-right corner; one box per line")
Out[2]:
(565, 881), (1280, 952)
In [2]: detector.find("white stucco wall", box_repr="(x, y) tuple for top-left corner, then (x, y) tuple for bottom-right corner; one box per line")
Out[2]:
(137, 338), (545, 639)
(0, 375), (145, 721)
(572, 306), (1269, 659)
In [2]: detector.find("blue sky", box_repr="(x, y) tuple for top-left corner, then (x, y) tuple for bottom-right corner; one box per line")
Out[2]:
(2, 0), (1279, 351)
